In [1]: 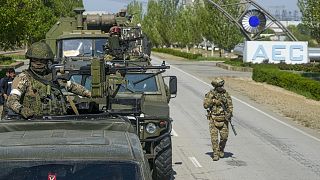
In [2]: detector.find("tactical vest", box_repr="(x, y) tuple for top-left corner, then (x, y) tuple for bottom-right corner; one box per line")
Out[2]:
(207, 90), (229, 116)
(22, 71), (67, 116)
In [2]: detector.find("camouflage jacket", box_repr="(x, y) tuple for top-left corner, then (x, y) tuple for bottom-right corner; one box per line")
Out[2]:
(203, 88), (233, 118)
(7, 70), (91, 116)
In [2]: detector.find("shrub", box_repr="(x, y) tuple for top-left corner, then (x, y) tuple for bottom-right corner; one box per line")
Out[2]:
(277, 63), (320, 73)
(0, 55), (12, 61)
(152, 48), (202, 59)
(253, 67), (320, 100)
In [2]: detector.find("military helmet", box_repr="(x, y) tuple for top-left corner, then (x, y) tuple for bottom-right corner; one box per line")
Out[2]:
(211, 78), (225, 87)
(25, 42), (54, 60)
(109, 26), (121, 35)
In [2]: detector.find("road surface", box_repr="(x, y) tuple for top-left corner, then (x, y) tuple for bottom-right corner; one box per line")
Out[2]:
(151, 55), (320, 180)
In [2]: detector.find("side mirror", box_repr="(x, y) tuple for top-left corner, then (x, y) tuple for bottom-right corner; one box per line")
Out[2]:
(169, 76), (177, 98)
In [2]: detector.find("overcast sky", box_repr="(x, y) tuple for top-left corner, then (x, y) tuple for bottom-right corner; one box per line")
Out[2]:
(83, 0), (299, 13)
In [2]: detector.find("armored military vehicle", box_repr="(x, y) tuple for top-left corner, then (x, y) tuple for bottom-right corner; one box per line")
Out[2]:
(0, 114), (152, 180)
(46, 8), (150, 63)
(54, 58), (176, 180)
(46, 8), (176, 180)
(46, 8), (130, 56)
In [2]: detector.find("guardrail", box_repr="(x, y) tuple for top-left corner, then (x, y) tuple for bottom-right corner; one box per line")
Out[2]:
(309, 48), (320, 61)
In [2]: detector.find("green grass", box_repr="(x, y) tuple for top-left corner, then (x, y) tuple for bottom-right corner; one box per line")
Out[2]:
(152, 48), (202, 59)
(0, 59), (16, 65)
(195, 56), (232, 61)
(224, 59), (250, 67)
(5, 54), (26, 60)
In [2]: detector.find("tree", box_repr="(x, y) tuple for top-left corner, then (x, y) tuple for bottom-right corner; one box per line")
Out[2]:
(298, 0), (320, 43)
(175, 4), (202, 50)
(287, 25), (318, 47)
(0, 0), (83, 50)
(198, 0), (243, 53)
(142, 0), (163, 46)
(127, 0), (143, 25)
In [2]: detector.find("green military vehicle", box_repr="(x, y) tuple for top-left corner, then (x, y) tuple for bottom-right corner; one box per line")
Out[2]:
(46, 8), (176, 180)
(46, 8), (130, 58)
(55, 59), (177, 180)
(1, 114), (152, 180)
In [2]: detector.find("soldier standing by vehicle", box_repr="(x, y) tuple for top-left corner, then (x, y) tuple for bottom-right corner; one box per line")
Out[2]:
(7, 41), (91, 119)
(203, 78), (233, 161)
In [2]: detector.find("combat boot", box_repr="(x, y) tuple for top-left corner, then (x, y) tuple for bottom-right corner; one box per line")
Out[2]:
(212, 155), (219, 161)
(219, 151), (224, 158)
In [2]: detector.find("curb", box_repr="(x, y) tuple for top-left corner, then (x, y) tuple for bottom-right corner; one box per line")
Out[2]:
(216, 62), (253, 72)
(0, 61), (25, 70)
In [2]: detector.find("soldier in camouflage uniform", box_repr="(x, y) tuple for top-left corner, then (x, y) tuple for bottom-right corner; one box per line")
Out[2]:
(7, 42), (91, 119)
(203, 78), (233, 161)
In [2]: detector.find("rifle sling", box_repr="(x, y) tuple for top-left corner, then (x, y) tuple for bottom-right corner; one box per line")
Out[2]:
(27, 70), (60, 90)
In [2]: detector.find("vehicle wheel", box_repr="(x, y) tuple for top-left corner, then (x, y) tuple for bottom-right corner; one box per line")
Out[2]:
(152, 136), (173, 180)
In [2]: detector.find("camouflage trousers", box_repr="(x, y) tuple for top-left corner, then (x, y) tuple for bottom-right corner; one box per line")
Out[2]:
(209, 117), (229, 156)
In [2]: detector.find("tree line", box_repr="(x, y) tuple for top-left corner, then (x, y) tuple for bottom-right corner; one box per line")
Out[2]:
(298, 0), (320, 44)
(0, 0), (83, 50)
(128, 0), (320, 50)
(128, 0), (243, 51)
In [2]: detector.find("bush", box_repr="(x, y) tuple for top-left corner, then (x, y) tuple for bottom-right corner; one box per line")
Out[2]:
(253, 67), (320, 100)
(196, 56), (231, 61)
(277, 63), (320, 73)
(5, 54), (26, 60)
(0, 55), (12, 61)
(0, 70), (6, 78)
(152, 48), (202, 59)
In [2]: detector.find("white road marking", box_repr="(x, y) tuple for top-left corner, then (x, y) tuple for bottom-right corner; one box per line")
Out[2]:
(162, 60), (320, 143)
(171, 129), (178, 137)
(188, 157), (202, 168)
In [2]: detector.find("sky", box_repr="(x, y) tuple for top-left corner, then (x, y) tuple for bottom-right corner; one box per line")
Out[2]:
(83, 0), (299, 13)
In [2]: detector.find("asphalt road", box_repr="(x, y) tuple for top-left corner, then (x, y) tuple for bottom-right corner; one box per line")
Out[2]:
(151, 55), (320, 180)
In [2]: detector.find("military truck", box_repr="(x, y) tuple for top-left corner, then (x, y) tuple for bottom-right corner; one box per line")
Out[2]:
(0, 114), (152, 180)
(46, 8), (150, 63)
(46, 8), (176, 180)
(46, 8), (130, 56)
(54, 59), (176, 180)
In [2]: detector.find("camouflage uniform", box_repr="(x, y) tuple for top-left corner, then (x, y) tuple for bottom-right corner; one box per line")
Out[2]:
(7, 41), (91, 118)
(203, 78), (233, 161)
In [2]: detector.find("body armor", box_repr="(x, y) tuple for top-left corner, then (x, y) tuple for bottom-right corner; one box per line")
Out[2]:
(22, 71), (66, 116)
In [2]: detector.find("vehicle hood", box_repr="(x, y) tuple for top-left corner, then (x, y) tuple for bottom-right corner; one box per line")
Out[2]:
(0, 129), (141, 161)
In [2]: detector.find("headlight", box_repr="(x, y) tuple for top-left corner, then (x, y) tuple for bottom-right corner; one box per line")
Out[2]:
(146, 123), (157, 134)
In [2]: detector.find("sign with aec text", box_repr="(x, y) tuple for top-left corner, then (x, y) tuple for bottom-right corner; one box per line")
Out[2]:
(244, 41), (309, 64)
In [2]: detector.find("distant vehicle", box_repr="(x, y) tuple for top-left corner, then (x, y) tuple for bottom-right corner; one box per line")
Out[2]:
(233, 43), (245, 57)
(198, 40), (215, 51)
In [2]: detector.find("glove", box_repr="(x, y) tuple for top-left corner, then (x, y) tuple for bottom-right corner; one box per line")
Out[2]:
(85, 91), (92, 98)
(20, 107), (34, 119)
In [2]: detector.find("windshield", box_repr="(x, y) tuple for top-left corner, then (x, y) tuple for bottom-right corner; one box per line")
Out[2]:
(0, 161), (141, 180)
(119, 74), (158, 93)
(61, 39), (107, 57)
(70, 73), (158, 93)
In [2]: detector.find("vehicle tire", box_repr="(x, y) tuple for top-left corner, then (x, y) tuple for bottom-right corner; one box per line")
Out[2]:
(152, 136), (173, 180)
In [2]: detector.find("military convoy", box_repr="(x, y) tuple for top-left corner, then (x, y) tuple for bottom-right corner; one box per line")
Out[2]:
(44, 8), (175, 180)
(0, 7), (176, 179)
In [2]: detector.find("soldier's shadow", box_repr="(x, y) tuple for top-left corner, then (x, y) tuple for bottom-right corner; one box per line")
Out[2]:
(205, 152), (234, 159)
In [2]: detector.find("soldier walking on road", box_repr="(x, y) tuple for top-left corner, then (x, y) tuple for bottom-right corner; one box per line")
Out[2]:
(7, 41), (91, 119)
(203, 78), (233, 161)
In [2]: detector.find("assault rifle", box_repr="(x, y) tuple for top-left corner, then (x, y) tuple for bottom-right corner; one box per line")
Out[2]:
(221, 102), (237, 136)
